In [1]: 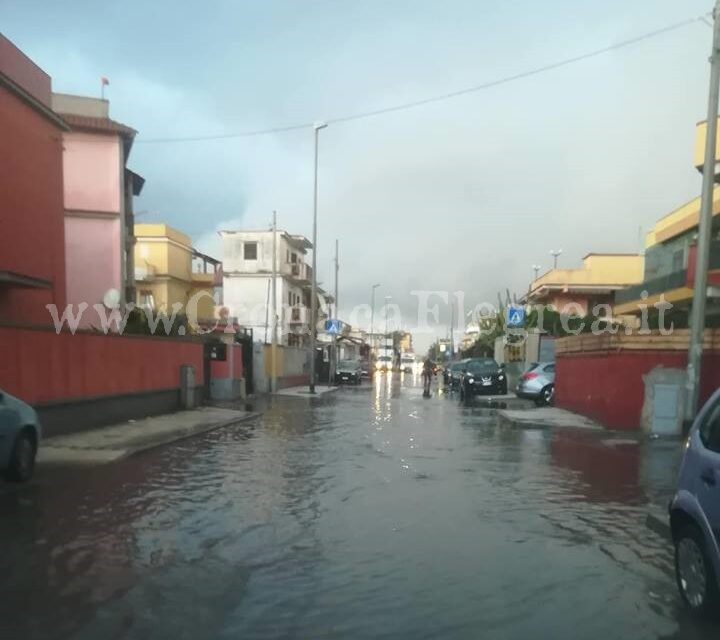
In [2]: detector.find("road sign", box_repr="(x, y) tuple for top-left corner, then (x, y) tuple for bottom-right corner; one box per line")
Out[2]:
(325, 319), (342, 335)
(506, 307), (525, 328)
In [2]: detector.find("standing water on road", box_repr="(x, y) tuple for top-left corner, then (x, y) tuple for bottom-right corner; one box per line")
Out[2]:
(0, 374), (710, 639)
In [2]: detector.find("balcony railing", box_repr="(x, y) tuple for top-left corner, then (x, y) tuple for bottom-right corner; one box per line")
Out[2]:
(615, 242), (720, 305)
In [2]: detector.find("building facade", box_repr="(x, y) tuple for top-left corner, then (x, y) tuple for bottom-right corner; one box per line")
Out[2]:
(614, 122), (720, 319)
(134, 223), (220, 324)
(221, 229), (331, 345)
(0, 35), (68, 325)
(524, 254), (644, 316)
(51, 92), (143, 327)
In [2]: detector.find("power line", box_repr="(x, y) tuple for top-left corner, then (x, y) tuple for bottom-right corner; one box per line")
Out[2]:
(138, 15), (702, 144)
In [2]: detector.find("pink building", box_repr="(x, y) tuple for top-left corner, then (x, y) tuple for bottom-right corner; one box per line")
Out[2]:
(51, 93), (144, 327)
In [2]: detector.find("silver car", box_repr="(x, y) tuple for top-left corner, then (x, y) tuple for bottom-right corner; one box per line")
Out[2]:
(0, 389), (41, 482)
(516, 362), (555, 406)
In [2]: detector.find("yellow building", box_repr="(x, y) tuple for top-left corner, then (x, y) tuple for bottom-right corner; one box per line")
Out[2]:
(614, 121), (720, 316)
(523, 254), (644, 316)
(134, 223), (220, 323)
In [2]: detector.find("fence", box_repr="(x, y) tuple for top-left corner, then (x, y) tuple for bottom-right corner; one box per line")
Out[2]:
(0, 325), (204, 434)
(555, 329), (720, 430)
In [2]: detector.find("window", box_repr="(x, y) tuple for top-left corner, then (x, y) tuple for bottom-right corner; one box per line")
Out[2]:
(291, 252), (297, 263)
(138, 290), (155, 310)
(244, 242), (258, 260)
(544, 364), (555, 373)
(700, 400), (720, 453)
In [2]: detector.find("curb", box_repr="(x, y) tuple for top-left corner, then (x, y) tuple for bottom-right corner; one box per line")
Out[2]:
(645, 504), (672, 542)
(40, 411), (261, 466)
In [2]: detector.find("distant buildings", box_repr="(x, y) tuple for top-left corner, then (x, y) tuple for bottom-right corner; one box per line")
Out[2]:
(220, 228), (332, 345)
(523, 254), (644, 316)
(134, 223), (220, 324)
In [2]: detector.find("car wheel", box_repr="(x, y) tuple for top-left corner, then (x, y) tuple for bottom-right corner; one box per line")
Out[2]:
(675, 524), (720, 616)
(540, 385), (554, 406)
(6, 428), (37, 483)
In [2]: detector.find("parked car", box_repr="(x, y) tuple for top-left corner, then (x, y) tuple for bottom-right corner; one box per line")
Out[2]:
(0, 389), (41, 482)
(445, 360), (468, 391)
(516, 362), (556, 406)
(336, 359), (362, 385)
(670, 388), (720, 617)
(459, 358), (507, 402)
(360, 358), (371, 378)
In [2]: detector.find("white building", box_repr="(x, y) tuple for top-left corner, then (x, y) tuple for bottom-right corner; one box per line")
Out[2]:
(220, 229), (331, 346)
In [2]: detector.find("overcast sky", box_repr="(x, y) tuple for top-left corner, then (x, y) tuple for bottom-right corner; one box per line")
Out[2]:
(4, 0), (715, 351)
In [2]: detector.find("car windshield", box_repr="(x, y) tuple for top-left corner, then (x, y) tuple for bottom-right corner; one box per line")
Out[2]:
(465, 359), (499, 373)
(338, 360), (358, 369)
(378, 356), (392, 362)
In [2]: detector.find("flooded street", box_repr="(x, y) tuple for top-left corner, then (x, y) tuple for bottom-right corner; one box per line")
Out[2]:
(0, 375), (713, 639)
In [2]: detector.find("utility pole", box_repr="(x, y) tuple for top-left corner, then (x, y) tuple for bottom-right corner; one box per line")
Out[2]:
(331, 239), (339, 385)
(309, 122), (327, 394)
(270, 210), (278, 393)
(687, 0), (720, 420)
(370, 283), (380, 355)
(450, 298), (455, 360)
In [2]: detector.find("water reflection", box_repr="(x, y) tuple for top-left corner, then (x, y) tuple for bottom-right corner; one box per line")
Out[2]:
(0, 378), (700, 640)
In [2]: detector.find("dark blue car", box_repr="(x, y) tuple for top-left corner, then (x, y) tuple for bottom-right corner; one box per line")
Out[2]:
(670, 388), (720, 616)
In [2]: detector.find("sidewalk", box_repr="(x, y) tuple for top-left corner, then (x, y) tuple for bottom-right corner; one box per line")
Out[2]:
(274, 385), (339, 399)
(39, 407), (259, 465)
(497, 406), (603, 430)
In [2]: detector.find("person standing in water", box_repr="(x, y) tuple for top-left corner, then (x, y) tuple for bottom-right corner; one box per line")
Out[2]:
(422, 357), (434, 396)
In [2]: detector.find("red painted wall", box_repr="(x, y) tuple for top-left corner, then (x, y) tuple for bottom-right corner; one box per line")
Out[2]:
(209, 344), (243, 380)
(0, 327), (204, 405)
(556, 351), (720, 430)
(0, 80), (66, 325)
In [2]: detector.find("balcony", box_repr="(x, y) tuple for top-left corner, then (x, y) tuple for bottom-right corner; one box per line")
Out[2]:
(614, 242), (720, 312)
(282, 261), (312, 284)
(134, 262), (155, 282)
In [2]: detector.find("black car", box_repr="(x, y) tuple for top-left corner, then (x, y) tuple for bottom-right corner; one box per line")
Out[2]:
(445, 360), (469, 391)
(335, 359), (362, 385)
(459, 358), (507, 402)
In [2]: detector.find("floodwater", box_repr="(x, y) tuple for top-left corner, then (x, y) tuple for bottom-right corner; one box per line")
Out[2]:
(0, 373), (714, 639)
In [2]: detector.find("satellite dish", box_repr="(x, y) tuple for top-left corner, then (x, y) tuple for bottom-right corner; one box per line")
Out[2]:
(103, 288), (121, 309)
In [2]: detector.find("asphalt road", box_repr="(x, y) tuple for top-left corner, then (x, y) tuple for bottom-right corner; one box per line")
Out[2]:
(0, 373), (715, 639)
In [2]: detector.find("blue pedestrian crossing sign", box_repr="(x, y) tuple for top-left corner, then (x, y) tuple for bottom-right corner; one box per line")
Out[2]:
(506, 307), (525, 328)
(325, 319), (342, 335)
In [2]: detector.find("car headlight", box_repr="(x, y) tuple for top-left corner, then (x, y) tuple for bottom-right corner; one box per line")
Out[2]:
(467, 377), (474, 384)
(498, 374), (505, 380)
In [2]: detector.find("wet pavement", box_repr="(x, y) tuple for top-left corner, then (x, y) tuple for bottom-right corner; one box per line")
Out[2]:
(0, 373), (715, 639)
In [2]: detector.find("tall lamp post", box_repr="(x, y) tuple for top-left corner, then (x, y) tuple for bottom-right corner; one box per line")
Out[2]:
(532, 264), (542, 279)
(687, 0), (720, 420)
(370, 283), (380, 353)
(309, 122), (328, 394)
(384, 295), (392, 363)
(549, 249), (562, 269)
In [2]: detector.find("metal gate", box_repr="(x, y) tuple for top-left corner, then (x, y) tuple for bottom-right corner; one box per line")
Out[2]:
(235, 328), (254, 394)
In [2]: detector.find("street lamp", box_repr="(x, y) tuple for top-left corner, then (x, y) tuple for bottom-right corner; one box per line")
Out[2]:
(309, 121), (328, 394)
(370, 283), (380, 352)
(549, 249), (562, 269)
(532, 264), (542, 279)
(384, 295), (392, 355)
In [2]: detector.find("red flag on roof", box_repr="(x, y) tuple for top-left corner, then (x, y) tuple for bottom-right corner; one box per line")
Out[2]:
(101, 76), (109, 86)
